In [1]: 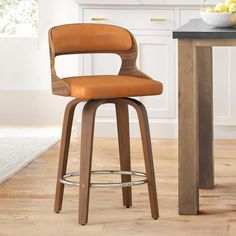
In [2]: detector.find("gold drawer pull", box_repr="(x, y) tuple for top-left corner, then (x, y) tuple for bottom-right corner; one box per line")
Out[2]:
(91, 17), (108, 21)
(150, 18), (167, 22)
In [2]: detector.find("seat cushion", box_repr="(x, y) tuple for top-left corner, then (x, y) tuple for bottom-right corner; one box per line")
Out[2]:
(64, 75), (163, 100)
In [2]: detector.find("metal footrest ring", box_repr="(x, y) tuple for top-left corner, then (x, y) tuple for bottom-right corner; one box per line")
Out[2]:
(60, 170), (147, 188)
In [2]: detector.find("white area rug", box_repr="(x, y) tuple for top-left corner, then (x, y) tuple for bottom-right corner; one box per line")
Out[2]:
(0, 127), (61, 184)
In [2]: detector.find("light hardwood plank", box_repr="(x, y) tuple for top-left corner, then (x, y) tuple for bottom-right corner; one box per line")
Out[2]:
(1, 138), (236, 235)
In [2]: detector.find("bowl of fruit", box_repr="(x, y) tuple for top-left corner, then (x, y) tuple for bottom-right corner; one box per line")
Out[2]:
(200, 0), (236, 27)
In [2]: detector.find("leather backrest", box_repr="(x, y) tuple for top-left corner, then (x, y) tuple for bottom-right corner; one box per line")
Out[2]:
(49, 23), (133, 55)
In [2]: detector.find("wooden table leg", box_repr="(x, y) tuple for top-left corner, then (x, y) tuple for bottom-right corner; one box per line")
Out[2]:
(178, 39), (199, 215)
(197, 46), (214, 189)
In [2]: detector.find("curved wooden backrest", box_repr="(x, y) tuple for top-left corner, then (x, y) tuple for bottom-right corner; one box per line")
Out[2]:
(49, 23), (132, 55)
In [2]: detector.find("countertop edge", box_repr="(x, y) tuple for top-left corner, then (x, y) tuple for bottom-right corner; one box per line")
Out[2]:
(172, 31), (236, 39)
(76, 0), (218, 6)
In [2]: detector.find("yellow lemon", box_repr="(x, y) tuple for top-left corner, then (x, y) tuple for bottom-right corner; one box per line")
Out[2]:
(227, 0), (236, 4)
(225, 0), (230, 7)
(215, 3), (228, 12)
(229, 3), (236, 12)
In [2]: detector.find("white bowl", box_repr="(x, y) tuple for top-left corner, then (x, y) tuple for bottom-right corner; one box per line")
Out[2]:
(200, 11), (236, 28)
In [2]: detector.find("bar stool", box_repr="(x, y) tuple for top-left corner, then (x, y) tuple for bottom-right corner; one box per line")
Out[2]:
(48, 23), (163, 225)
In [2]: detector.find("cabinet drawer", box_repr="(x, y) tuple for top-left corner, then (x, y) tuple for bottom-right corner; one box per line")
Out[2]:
(83, 9), (175, 30)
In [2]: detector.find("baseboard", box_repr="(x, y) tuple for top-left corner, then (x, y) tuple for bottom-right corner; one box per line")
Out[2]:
(76, 118), (178, 139)
(214, 126), (236, 139)
(76, 118), (236, 139)
(2, 90), (236, 139)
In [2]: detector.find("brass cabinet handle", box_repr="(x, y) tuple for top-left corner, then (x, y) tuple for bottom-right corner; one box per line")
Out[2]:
(150, 18), (167, 22)
(91, 17), (108, 21)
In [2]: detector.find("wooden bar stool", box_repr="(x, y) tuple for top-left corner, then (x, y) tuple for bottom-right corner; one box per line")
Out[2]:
(48, 23), (163, 225)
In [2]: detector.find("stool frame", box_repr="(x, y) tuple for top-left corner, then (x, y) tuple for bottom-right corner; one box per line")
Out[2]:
(54, 97), (159, 225)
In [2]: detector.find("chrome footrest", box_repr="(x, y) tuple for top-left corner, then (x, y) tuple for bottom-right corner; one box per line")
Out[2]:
(60, 170), (147, 188)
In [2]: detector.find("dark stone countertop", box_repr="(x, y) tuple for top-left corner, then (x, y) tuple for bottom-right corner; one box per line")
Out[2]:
(173, 18), (236, 39)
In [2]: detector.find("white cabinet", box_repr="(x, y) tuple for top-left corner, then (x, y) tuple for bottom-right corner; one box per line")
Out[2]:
(179, 9), (200, 25)
(83, 9), (175, 30)
(77, 2), (236, 138)
(80, 36), (175, 120)
(212, 47), (236, 125)
(80, 7), (176, 132)
(135, 35), (175, 119)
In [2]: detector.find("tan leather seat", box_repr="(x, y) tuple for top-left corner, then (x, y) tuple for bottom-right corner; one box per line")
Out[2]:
(64, 75), (163, 100)
(48, 24), (163, 98)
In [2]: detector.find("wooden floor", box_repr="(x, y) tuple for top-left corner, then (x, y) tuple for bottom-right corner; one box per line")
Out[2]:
(1, 138), (236, 236)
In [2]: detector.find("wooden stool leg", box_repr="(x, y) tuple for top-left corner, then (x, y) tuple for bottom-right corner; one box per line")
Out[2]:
(115, 101), (132, 208)
(54, 99), (80, 213)
(79, 100), (102, 225)
(121, 98), (159, 220)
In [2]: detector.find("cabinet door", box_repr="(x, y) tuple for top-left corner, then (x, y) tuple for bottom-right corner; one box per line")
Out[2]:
(213, 47), (236, 125)
(81, 35), (175, 120)
(135, 35), (176, 119)
(81, 8), (175, 121)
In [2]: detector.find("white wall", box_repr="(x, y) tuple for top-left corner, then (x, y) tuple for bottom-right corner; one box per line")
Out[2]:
(0, 0), (79, 125)
(2, 1), (236, 139)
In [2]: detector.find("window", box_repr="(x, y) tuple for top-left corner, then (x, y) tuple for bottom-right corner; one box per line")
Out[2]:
(0, 0), (38, 37)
